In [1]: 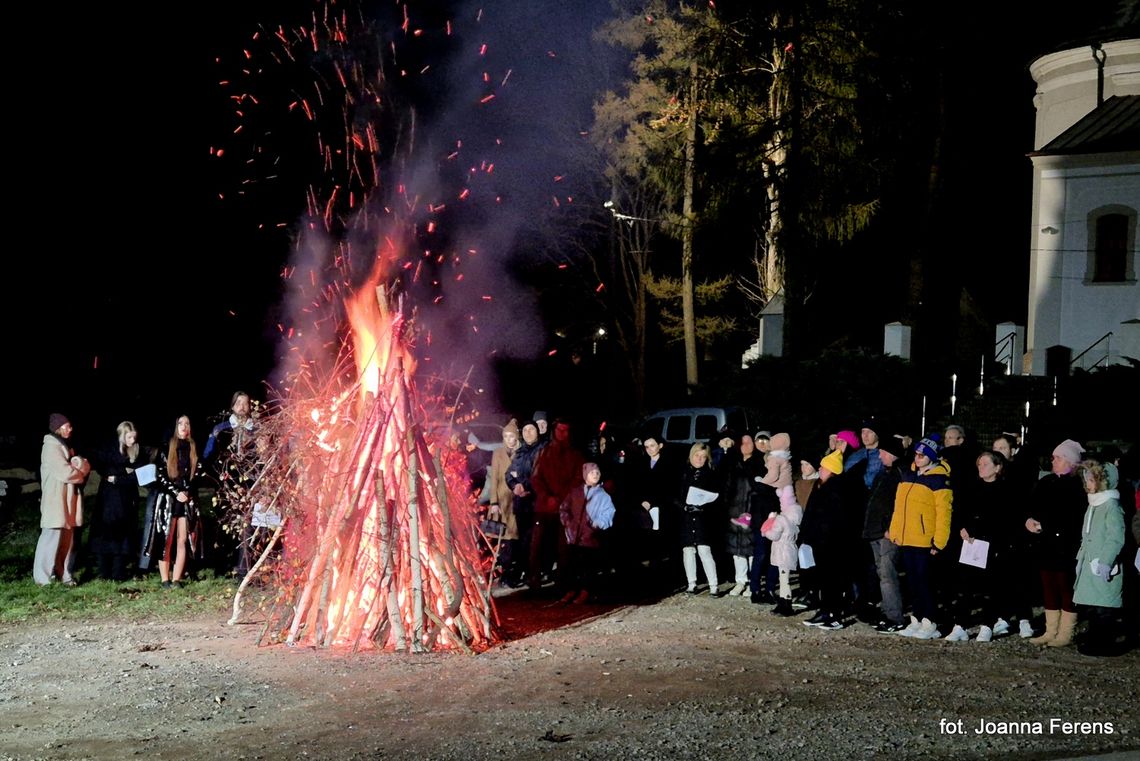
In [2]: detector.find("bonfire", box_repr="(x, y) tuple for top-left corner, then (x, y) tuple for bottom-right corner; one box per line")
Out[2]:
(226, 275), (497, 654)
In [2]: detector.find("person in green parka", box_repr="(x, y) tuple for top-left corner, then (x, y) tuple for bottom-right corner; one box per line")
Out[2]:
(1073, 460), (1126, 656)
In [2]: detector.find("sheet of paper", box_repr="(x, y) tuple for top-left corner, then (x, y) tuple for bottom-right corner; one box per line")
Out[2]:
(685, 486), (719, 506)
(251, 502), (283, 528)
(134, 464), (157, 486)
(959, 538), (990, 569)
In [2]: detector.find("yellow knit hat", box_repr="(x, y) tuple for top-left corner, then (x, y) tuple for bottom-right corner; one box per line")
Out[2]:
(820, 449), (844, 475)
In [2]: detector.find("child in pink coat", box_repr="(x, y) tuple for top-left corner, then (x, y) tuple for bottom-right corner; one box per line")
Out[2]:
(761, 499), (803, 615)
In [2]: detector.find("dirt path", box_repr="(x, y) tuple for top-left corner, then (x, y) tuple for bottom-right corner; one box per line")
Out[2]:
(1, 592), (1137, 761)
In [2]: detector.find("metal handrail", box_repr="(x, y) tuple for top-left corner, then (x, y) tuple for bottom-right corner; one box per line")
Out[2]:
(994, 331), (1017, 374)
(1070, 331), (1113, 367)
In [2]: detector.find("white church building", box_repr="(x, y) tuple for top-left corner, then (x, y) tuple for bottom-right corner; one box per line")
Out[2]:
(1025, 38), (1140, 375)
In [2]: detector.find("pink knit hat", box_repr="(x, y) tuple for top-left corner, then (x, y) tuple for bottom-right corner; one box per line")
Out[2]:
(835, 430), (859, 451)
(1052, 439), (1085, 465)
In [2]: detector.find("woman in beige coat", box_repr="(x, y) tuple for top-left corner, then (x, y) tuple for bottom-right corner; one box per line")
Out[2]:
(34, 413), (90, 586)
(487, 418), (521, 585)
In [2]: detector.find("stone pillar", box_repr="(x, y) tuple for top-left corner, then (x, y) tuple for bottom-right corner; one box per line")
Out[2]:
(883, 322), (912, 360)
(759, 295), (784, 358)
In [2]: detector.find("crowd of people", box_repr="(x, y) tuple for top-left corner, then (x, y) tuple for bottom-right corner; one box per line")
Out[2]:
(30, 400), (1139, 657)
(477, 414), (1139, 657)
(32, 392), (263, 589)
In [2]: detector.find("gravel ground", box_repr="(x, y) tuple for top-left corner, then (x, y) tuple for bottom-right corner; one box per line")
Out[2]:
(1, 590), (1137, 761)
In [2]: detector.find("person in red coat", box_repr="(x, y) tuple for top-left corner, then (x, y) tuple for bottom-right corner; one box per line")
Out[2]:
(528, 418), (584, 591)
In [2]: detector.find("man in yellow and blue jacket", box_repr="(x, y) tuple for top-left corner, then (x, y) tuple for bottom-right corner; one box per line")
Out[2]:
(888, 436), (952, 640)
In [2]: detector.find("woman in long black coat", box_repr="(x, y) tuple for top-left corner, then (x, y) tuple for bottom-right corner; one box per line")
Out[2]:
(721, 434), (762, 596)
(90, 421), (145, 581)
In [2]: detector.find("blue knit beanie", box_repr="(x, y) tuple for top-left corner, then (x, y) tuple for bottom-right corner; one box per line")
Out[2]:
(914, 437), (940, 461)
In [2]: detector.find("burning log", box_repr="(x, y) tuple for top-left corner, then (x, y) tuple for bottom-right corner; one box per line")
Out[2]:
(235, 281), (497, 653)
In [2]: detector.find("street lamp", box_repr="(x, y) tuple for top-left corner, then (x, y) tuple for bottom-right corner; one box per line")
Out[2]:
(604, 200), (658, 225)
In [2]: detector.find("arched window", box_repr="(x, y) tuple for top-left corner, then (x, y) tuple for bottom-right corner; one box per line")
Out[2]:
(1086, 207), (1136, 283)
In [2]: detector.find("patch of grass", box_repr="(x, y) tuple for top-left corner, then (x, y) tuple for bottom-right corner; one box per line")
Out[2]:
(0, 572), (238, 624)
(2, 492), (242, 624)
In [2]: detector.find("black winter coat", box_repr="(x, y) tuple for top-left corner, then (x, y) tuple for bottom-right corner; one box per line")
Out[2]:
(674, 463), (720, 547)
(861, 464), (902, 540)
(90, 445), (145, 555)
(721, 452), (762, 556)
(1026, 472), (1086, 571)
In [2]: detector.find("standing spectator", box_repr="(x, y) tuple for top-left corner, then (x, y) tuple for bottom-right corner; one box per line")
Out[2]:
(1025, 439), (1087, 647)
(942, 451), (1013, 642)
(749, 431), (778, 604)
(90, 421), (145, 581)
(845, 419), (888, 619)
(558, 462), (616, 604)
(1114, 444), (1140, 652)
(627, 434), (678, 594)
(889, 437), (953, 640)
(711, 428), (736, 469)
(1073, 460), (1126, 656)
(992, 433), (1039, 637)
(504, 420), (544, 588)
(204, 391), (260, 576)
(722, 434), (761, 596)
(486, 418), (521, 585)
(675, 442), (720, 596)
(529, 418), (584, 591)
(863, 434), (907, 632)
(532, 411), (550, 443)
(761, 484), (803, 616)
(34, 413), (90, 586)
(143, 415), (201, 588)
(800, 446), (853, 630)
(941, 424), (976, 494)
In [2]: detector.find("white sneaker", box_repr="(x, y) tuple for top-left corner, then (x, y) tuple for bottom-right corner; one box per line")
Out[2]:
(992, 618), (1009, 636)
(727, 583), (746, 597)
(897, 615), (922, 637)
(1018, 619), (1034, 638)
(976, 625), (993, 642)
(913, 618), (941, 640)
(944, 624), (968, 642)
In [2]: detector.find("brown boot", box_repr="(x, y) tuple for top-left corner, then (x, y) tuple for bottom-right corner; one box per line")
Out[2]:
(1048, 610), (1078, 647)
(1030, 609), (1059, 645)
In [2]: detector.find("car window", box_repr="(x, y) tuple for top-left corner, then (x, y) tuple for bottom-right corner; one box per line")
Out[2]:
(694, 414), (718, 441)
(665, 415), (691, 442)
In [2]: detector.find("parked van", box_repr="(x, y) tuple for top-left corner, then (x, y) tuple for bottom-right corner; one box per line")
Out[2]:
(638, 407), (754, 446)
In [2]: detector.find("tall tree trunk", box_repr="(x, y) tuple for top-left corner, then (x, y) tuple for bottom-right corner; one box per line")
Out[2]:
(904, 70), (945, 327)
(770, 10), (802, 358)
(682, 61), (699, 393)
(762, 27), (789, 302)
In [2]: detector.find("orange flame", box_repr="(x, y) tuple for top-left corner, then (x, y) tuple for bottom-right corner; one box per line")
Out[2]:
(344, 262), (416, 408)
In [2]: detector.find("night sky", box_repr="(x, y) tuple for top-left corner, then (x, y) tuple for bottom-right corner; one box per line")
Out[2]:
(3, 1), (1131, 461)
